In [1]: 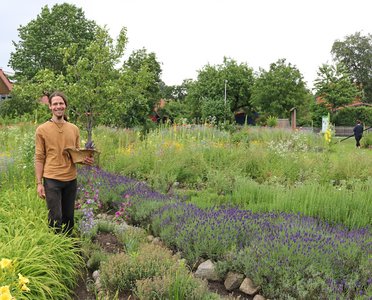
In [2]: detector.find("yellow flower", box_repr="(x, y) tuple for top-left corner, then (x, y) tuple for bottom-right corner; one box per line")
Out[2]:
(0, 286), (11, 294)
(18, 273), (30, 286)
(20, 284), (30, 292)
(0, 286), (14, 300)
(0, 292), (13, 300)
(0, 259), (12, 269)
(174, 142), (182, 151)
(324, 128), (332, 144)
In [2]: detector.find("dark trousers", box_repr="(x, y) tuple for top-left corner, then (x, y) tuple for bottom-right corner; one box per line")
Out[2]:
(44, 178), (77, 234)
(355, 135), (362, 147)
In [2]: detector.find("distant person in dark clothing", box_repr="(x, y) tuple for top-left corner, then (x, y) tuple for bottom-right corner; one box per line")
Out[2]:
(353, 120), (364, 148)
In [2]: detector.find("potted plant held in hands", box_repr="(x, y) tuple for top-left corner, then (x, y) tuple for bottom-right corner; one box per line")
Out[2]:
(64, 142), (99, 165)
(65, 111), (99, 165)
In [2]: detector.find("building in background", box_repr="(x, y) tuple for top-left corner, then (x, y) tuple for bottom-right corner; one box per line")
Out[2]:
(0, 69), (13, 101)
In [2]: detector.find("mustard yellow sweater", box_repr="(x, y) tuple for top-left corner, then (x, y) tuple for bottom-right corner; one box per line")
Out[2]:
(35, 120), (80, 181)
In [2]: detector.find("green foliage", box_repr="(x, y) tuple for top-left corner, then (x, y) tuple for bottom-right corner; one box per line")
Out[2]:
(230, 129), (250, 146)
(65, 26), (127, 141)
(6, 4), (163, 132)
(10, 3), (97, 80)
(161, 99), (190, 123)
(135, 263), (220, 300)
(124, 48), (162, 98)
(86, 249), (108, 271)
(311, 100), (330, 127)
(99, 243), (175, 294)
(266, 115), (278, 127)
(314, 63), (361, 110)
(361, 132), (372, 148)
(115, 226), (148, 254)
(0, 184), (84, 299)
(332, 106), (372, 126)
(94, 125), (371, 228)
(3, 69), (68, 118)
(331, 31), (372, 102)
(223, 237), (371, 299)
(251, 58), (310, 118)
(186, 57), (255, 122)
(160, 79), (190, 101)
(200, 97), (230, 123)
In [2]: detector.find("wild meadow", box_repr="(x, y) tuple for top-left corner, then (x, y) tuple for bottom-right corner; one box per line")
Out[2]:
(0, 124), (83, 299)
(0, 122), (371, 299)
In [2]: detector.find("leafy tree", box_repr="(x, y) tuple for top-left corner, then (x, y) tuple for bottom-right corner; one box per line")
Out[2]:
(331, 32), (372, 102)
(333, 106), (372, 126)
(102, 48), (164, 128)
(64, 26), (128, 142)
(105, 65), (158, 128)
(1, 70), (66, 119)
(123, 48), (162, 101)
(186, 57), (254, 122)
(9, 3), (97, 80)
(251, 58), (309, 119)
(160, 79), (191, 102)
(313, 63), (361, 111)
(200, 97), (227, 122)
(310, 100), (329, 127)
(161, 99), (190, 123)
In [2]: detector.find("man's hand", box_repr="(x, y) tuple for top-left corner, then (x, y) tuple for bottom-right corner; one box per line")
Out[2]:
(37, 184), (46, 199)
(83, 156), (94, 165)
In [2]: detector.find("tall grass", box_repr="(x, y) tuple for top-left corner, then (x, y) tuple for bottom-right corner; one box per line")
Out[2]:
(0, 123), (84, 299)
(227, 177), (372, 228)
(93, 124), (371, 229)
(0, 185), (84, 299)
(1, 123), (370, 228)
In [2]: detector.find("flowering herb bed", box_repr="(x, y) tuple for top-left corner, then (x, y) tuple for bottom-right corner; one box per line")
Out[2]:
(77, 166), (371, 299)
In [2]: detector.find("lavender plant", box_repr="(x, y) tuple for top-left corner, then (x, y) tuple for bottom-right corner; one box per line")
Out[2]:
(76, 163), (371, 299)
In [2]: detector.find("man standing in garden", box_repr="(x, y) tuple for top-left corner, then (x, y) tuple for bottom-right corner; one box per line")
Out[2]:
(35, 91), (93, 234)
(353, 120), (364, 148)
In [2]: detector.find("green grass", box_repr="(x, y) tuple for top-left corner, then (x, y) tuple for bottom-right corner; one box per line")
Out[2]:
(0, 126), (84, 299)
(92, 125), (371, 229)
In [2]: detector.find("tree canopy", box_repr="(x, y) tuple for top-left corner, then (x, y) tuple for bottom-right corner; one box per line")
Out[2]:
(64, 26), (128, 142)
(9, 3), (97, 80)
(313, 62), (361, 111)
(186, 57), (254, 122)
(251, 59), (309, 119)
(331, 32), (372, 102)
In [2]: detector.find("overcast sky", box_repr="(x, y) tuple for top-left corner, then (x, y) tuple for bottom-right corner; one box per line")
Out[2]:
(2, 0), (372, 90)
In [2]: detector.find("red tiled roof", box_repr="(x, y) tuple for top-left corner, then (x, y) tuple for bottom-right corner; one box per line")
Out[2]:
(335, 101), (372, 111)
(0, 69), (13, 94)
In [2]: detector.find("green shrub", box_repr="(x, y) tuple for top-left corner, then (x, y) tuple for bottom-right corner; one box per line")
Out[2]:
(135, 263), (220, 300)
(86, 250), (108, 271)
(230, 129), (250, 146)
(361, 132), (372, 148)
(99, 243), (175, 294)
(115, 226), (148, 254)
(332, 106), (372, 126)
(266, 115), (278, 127)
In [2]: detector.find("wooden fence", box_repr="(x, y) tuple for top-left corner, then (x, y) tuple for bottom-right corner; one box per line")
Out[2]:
(299, 126), (371, 136)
